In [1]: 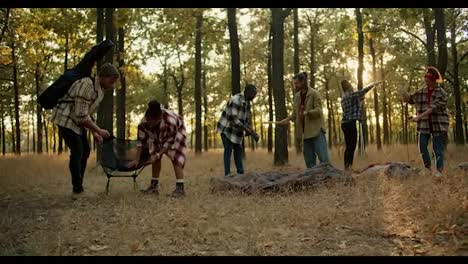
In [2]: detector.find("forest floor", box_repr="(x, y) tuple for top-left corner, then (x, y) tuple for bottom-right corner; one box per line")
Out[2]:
(0, 144), (467, 256)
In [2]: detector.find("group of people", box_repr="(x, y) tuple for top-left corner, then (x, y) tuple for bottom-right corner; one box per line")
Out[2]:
(52, 62), (449, 198)
(277, 67), (448, 178)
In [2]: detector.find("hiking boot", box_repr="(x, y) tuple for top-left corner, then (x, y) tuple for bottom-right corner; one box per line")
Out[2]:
(73, 186), (84, 194)
(432, 170), (443, 178)
(168, 188), (185, 198)
(141, 185), (159, 195)
(71, 186), (84, 199)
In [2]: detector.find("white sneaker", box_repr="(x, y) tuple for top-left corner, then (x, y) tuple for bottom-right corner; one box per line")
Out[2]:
(432, 170), (443, 178)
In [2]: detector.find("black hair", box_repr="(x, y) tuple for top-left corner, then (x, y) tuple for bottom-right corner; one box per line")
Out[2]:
(145, 100), (162, 119)
(427, 68), (438, 76)
(341, 80), (353, 92)
(293, 71), (308, 81)
(244, 84), (257, 94)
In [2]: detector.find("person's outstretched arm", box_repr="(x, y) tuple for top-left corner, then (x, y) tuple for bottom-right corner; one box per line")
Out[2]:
(348, 82), (380, 98)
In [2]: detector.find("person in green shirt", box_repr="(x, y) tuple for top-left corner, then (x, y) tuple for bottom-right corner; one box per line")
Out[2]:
(276, 72), (330, 168)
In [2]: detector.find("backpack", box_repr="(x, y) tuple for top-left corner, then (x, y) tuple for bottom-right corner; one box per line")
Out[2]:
(38, 39), (114, 110)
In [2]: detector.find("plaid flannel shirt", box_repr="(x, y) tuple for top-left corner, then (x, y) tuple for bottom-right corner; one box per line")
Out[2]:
(137, 109), (187, 168)
(50, 77), (103, 135)
(408, 86), (449, 135)
(341, 84), (374, 123)
(216, 92), (251, 145)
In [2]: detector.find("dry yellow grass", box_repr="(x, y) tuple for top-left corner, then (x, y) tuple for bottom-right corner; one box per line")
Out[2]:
(0, 144), (466, 256)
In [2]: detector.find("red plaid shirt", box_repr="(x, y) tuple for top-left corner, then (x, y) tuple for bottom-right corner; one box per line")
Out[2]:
(137, 109), (187, 168)
(408, 85), (449, 136)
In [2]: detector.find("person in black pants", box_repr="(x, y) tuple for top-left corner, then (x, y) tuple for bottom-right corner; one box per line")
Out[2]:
(340, 80), (380, 170)
(59, 127), (91, 193)
(50, 63), (120, 196)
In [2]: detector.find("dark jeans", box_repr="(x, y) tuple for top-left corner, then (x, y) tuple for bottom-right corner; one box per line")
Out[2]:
(418, 133), (444, 172)
(341, 121), (357, 169)
(221, 133), (244, 176)
(59, 126), (90, 193)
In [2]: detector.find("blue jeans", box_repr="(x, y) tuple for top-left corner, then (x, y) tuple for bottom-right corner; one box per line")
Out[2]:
(221, 133), (244, 176)
(418, 133), (444, 172)
(303, 129), (330, 168)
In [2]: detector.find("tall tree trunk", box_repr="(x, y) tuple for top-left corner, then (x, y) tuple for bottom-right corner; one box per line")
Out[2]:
(97, 8), (115, 159)
(423, 8), (437, 66)
(26, 111), (30, 152)
(190, 118), (194, 150)
(450, 10), (464, 144)
(400, 100), (405, 144)
(32, 112), (36, 152)
(1, 115), (5, 155)
(387, 91), (393, 143)
(369, 37), (382, 150)
(11, 41), (20, 154)
(434, 8), (448, 77)
(43, 117), (49, 153)
(355, 8), (368, 152)
(162, 59), (169, 108)
(331, 100), (338, 145)
(267, 24), (273, 153)
(369, 109), (374, 145)
(95, 7), (105, 159)
(116, 27), (126, 140)
(53, 124), (56, 153)
(260, 112), (265, 148)
(34, 64), (43, 154)
(58, 31), (70, 154)
(271, 8), (291, 165)
(9, 111), (15, 153)
(64, 31), (69, 72)
(292, 8), (302, 154)
(251, 102), (257, 151)
(96, 8), (105, 68)
(380, 56), (389, 145)
(308, 19), (316, 90)
(203, 61), (209, 152)
(176, 84), (183, 117)
(325, 77), (332, 149)
(194, 11), (203, 154)
(227, 8), (241, 95)
(404, 76), (415, 144)
(173, 48), (186, 118)
(355, 9), (364, 90)
(293, 8), (300, 75)
(213, 120), (217, 149)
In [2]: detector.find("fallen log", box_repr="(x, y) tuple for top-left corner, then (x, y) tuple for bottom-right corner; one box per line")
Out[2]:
(210, 163), (353, 194)
(356, 162), (419, 178)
